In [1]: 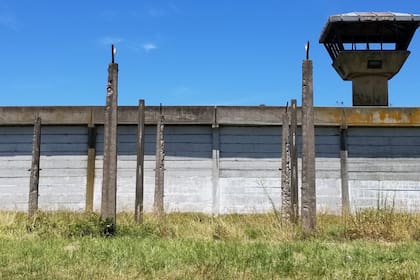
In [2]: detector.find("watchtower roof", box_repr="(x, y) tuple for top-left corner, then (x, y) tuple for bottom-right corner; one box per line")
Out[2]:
(320, 12), (420, 60)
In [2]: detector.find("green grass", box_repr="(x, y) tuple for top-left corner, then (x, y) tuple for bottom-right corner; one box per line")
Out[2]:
(1, 210), (420, 279)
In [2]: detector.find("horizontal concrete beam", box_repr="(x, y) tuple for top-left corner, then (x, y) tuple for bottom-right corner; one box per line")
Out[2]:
(316, 107), (420, 127)
(1, 106), (420, 127)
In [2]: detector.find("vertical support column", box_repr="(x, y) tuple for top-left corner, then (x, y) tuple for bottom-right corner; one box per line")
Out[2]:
(281, 106), (291, 220)
(135, 99), (145, 223)
(85, 123), (96, 212)
(101, 45), (118, 224)
(340, 112), (350, 216)
(290, 99), (299, 223)
(154, 106), (165, 214)
(212, 107), (220, 215)
(301, 44), (316, 235)
(28, 117), (41, 217)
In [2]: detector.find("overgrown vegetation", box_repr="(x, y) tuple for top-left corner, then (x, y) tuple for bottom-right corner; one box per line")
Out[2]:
(1, 209), (420, 279)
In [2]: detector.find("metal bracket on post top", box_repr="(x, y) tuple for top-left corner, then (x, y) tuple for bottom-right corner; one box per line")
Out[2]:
(305, 41), (310, 60)
(111, 44), (116, 64)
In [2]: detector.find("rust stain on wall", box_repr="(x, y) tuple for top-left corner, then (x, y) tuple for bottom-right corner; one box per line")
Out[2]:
(316, 107), (420, 126)
(2, 106), (420, 126)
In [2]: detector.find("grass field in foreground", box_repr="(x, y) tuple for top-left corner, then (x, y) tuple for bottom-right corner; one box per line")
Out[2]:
(1, 210), (420, 279)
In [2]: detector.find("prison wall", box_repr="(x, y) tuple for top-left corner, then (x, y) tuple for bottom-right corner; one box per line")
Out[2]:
(348, 127), (420, 211)
(1, 106), (420, 213)
(0, 126), (88, 211)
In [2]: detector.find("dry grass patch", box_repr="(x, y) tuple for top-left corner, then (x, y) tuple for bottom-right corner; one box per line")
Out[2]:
(1, 210), (420, 279)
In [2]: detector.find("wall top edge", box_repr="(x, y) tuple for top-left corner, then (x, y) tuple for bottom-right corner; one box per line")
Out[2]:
(1, 106), (420, 126)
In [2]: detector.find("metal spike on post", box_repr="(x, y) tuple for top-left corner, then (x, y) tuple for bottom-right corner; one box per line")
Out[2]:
(301, 41), (316, 236)
(28, 117), (41, 217)
(154, 104), (165, 214)
(135, 99), (145, 223)
(101, 44), (119, 229)
(111, 44), (116, 64)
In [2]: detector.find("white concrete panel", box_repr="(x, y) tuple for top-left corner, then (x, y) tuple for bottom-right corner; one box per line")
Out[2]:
(219, 178), (281, 214)
(2, 124), (420, 214)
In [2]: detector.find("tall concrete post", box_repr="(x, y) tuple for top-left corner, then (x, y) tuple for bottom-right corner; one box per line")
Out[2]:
(281, 107), (291, 220)
(135, 99), (145, 223)
(28, 117), (41, 217)
(101, 45), (118, 224)
(301, 44), (316, 235)
(290, 99), (299, 223)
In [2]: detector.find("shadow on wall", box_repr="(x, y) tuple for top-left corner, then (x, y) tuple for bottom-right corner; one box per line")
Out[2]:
(1, 125), (420, 159)
(347, 127), (420, 158)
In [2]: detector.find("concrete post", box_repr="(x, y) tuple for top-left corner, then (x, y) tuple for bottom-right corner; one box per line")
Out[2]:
(135, 99), (145, 223)
(85, 124), (96, 212)
(290, 99), (299, 223)
(154, 107), (165, 214)
(281, 107), (291, 220)
(211, 107), (220, 215)
(101, 45), (118, 224)
(301, 57), (316, 235)
(211, 107), (220, 214)
(211, 125), (220, 215)
(28, 117), (41, 217)
(340, 113), (350, 216)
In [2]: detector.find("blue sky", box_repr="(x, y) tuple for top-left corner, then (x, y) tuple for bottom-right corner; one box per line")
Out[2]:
(1, 1), (420, 107)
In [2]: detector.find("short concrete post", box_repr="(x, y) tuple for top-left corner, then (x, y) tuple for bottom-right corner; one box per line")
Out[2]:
(135, 99), (145, 223)
(290, 99), (299, 223)
(211, 107), (220, 214)
(340, 112), (350, 216)
(281, 106), (292, 220)
(85, 124), (96, 212)
(28, 117), (41, 217)
(301, 45), (316, 235)
(154, 106), (165, 214)
(101, 45), (118, 224)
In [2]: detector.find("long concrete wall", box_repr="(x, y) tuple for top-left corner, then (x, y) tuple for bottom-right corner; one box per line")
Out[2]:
(1, 106), (420, 213)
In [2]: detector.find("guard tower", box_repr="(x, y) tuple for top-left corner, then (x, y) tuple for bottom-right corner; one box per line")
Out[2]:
(320, 12), (420, 106)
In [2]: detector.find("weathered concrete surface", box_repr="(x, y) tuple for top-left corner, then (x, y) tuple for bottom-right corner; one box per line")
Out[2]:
(290, 100), (299, 222)
(2, 124), (420, 214)
(0, 126), (88, 211)
(101, 62), (118, 222)
(28, 117), (41, 216)
(135, 100), (145, 223)
(3, 106), (420, 126)
(332, 51), (410, 106)
(1, 106), (420, 213)
(93, 125), (214, 213)
(301, 59), (316, 234)
(315, 107), (420, 127)
(281, 110), (291, 219)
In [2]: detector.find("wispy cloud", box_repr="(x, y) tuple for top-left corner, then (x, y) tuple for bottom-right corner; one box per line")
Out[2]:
(143, 43), (157, 52)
